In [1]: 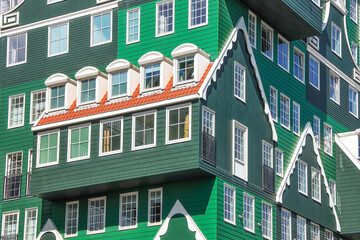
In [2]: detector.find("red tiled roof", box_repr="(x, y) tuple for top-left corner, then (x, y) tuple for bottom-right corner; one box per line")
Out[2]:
(37, 63), (213, 126)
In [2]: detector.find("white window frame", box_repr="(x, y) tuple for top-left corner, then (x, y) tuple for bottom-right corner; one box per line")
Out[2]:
(278, 35), (289, 72)
(148, 188), (163, 226)
(280, 94), (290, 130)
(77, 78), (97, 106)
(8, 93), (25, 129)
(36, 129), (60, 168)
(99, 117), (123, 156)
(243, 193), (255, 233)
(90, 11), (112, 47)
(65, 201), (79, 238)
(325, 229), (334, 240)
(224, 183), (236, 225)
(350, 0), (358, 23)
(232, 120), (248, 181)
(309, 55), (320, 90)
(293, 102), (300, 136)
(119, 192), (138, 230)
(30, 89), (47, 124)
(49, 84), (66, 111)
(26, 149), (33, 197)
(261, 21), (273, 60)
(47, 0), (65, 4)
(310, 222), (320, 240)
(281, 208), (291, 240)
(262, 202), (272, 240)
(108, 70), (129, 99)
(87, 196), (106, 235)
(165, 103), (192, 145)
(293, 47), (305, 83)
(126, 8), (140, 44)
(262, 140), (273, 168)
(329, 179), (336, 205)
(48, 22), (69, 57)
(67, 124), (91, 162)
(270, 87), (278, 122)
(156, 0), (175, 37)
(248, 10), (256, 48)
(311, 0), (320, 7)
(132, 110), (157, 151)
(24, 208), (37, 240)
(7, 32), (27, 67)
(298, 160), (308, 196)
(313, 116), (320, 149)
(276, 148), (283, 177)
(1, 211), (20, 239)
(324, 123), (333, 156)
(297, 215), (306, 240)
(188, 0), (208, 29)
(311, 167), (321, 203)
(349, 85), (358, 118)
(329, 72), (340, 105)
(352, 42), (358, 64)
(234, 61), (246, 102)
(331, 22), (342, 57)
(202, 106), (215, 136)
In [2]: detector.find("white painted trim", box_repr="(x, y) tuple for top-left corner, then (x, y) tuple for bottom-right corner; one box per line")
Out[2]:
(281, 208), (291, 239)
(223, 183), (236, 225)
(260, 21), (273, 61)
(171, 43), (210, 59)
(90, 10), (113, 47)
(165, 103), (192, 145)
(324, 123), (333, 156)
(261, 202), (272, 240)
(234, 61), (246, 103)
(310, 222), (320, 240)
(329, 72), (340, 105)
(126, 8), (140, 45)
(36, 219), (63, 240)
(202, 106), (215, 136)
(75, 66), (106, 80)
(8, 93), (25, 129)
(131, 110), (157, 151)
(349, 85), (359, 118)
(47, 22), (69, 57)
(331, 22), (342, 58)
(329, 179), (337, 205)
(275, 148), (283, 177)
(296, 215), (307, 240)
(232, 120), (248, 182)
(188, 0), (208, 29)
(0, 0), (25, 15)
(1, 210), (20, 238)
(155, 0), (175, 38)
(30, 89), (47, 124)
(248, 10), (256, 49)
(280, 93), (290, 131)
(47, 0), (65, 5)
(24, 208), (38, 240)
(293, 47), (305, 84)
(277, 34), (290, 72)
(243, 192), (255, 233)
(64, 201), (79, 238)
(269, 86), (278, 123)
(36, 129), (60, 168)
(313, 115), (321, 149)
(148, 188), (163, 226)
(6, 32), (27, 67)
(99, 117), (123, 156)
(119, 192), (138, 230)
(311, 167), (322, 203)
(67, 123), (91, 162)
(293, 101), (301, 136)
(87, 196), (106, 235)
(298, 160), (308, 196)
(322, 1), (331, 31)
(45, 73), (76, 86)
(262, 140), (273, 168)
(309, 54), (321, 90)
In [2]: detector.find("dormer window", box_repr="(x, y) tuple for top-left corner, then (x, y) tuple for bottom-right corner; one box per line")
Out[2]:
(145, 63), (160, 89)
(178, 56), (194, 82)
(80, 78), (96, 103)
(112, 72), (127, 96)
(51, 85), (65, 109)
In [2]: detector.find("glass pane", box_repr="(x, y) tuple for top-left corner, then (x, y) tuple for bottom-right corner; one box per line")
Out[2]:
(103, 13), (111, 27)
(135, 116), (144, 131)
(93, 15), (101, 30)
(169, 110), (178, 124)
(145, 114), (154, 128)
(71, 129), (79, 143)
(39, 150), (48, 164)
(80, 127), (89, 141)
(40, 135), (49, 149)
(59, 25), (67, 38)
(49, 133), (58, 148)
(48, 148), (57, 162)
(169, 125), (178, 140)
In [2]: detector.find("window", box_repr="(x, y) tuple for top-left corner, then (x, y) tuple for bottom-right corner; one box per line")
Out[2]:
(297, 216), (306, 240)
(293, 102), (300, 135)
(91, 12), (112, 46)
(119, 192), (138, 230)
(65, 201), (79, 238)
(270, 87), (277, 121)
(278, 36), (289, 71)
(224, 184), (235, 224)
(8, 94), (25, 128)
(330, 73), (340, 104)
(26, 150), (33, 197)
(7, 33), (26, 66)
(243, 194), (254, 232)
(50, 85), (65, 110)
(132, 111), (156, 150)
(309, 55), (320, 89)
(100, 118), (123, 155)
(352, 42), (358, 63)
(37, 131), (59, 167)
(312, 168), (321, 202)
(325, 229), (334, 240)
(178, 55), (194, 82)
(261, 22), (273, 60)
(88, 197), (106, 234)
(1, 211), (19, 239)
(127, 8), (140, 44)
(233, 121), (248, 181)
(24, 208), (37, 240)
(30, 90), (46, 124)
(166, 104), (191, 144)
(144, 63), (161, 90)
(263, 141), (273, 168)
(156, 0), (174, 37)
(310, 223), (320, 240)
(331, 23), (341, 57)
(294, 48), (305, 83)
(280, 94), (290, 129)
(202, 107), (215, 136)
(350, 0), (358, 23)
(298, 160), (307, 195)
(110, 71), (127, 97)
(262, 203), (272, 239)
(48, 23), (68, 56)
(68, 125), (91, 162)
(148, 188), (162, 226)
(234, 61), (246, 102)
(248, 11), (256, 48)
(349, 86), (358, 117)
(4, 152), (22, 200)
(324, 123), (333, 156)
(313, 116), (320, 149)
(276, 148), (283, 177)
(329, 179), (336, 205)
(281, 209), (291, 240)
(80, 78), (96, 104)
(189, 0), (207, 28)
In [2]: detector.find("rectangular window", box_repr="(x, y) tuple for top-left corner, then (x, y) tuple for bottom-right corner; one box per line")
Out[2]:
(1, 211), (19, 239)
(80, 78), (96, 104)
(88, 197), (106, 234)
(349, 86), (358, 117)
(293, 102), (300, 135)
(132, 111), (156, 150)
(202, 107), (215, 136)
(280, 94), (290, 129)
(24, 208), (37, 240)
(48, 22), (68, 56)
(156, 0), (174, 37)
(243, 193), (254, 232)
(148, 188), (162, 226)
(309, 55), (320, 89)
(325, 229), (334, 240)
(329, 179), (336, 205)
(261, 22), (273, 60)
(350, 0), (358, 22)
(311, 223), (320, 240)
(234, 61), (246, 102)
(297, 215), (306, 240)
(166, 104), (191, 144)
(233, 121), (248, 181)
(189, 0), (207, 28)
(37, 131), (59, 167)
(178, 55), (195, 82)
(331, 23), (342, 57)
(224, 184), (235, 224)
(330, 73), (340, 104)
(4, 152), (22, 200)
(92, 11), (112, 46)
(281, 209), (291, 240)
(298, 160), (307, 195)
(68, 125), (91, 161)
(278, 36), (289, 71)
(65, 201), (79, 238)
(324, 123), (333, 156)
(127, 8), (140, 44)
(352, 42), (358, 64)
(8, 94), (25, 128)
(30, 89), (46, 124)
(262, 203), (272, 239)
(276, 148), (283, 177)
(26, 149), (33, 197)
(294, 48), (305, 83)
(119, 192), (138, 230)
(100, 118), (123, 155)
(7, 33), (27, 66)
(312, 168), (321, 202)
(111, 71), (127, 97)
(262, 141), (273, 168)
(50, 85), (65, 110)
(313, 116), (320, 148)
(144, 63), (161, 89)
(270, 87), (278, 121)
(248, 11), (256, 48)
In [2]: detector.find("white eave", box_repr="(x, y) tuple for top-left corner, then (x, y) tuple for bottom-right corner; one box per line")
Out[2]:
(75, 66), (107, 80)
(171, 43), (210, 59)
(106, 59), (139, 73)
(45, 73), (76, 87)
(138, 51), (172, 66)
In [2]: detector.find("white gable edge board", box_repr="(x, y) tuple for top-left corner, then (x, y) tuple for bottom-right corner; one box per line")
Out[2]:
(276, 122), (341, 232)
(335, 134), (360, 171)
(198, 16), (278, 142)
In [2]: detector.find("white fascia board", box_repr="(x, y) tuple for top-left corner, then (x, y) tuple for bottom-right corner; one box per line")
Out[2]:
(335, 135), (360, 171)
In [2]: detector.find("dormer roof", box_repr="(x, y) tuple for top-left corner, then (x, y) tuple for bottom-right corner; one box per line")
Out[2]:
(75, 66), (107, 80)
(138, 51), (172, 66)
(171, 43), (210, 59)
(106, 59), (139, 73)
(45, 73), (76, 86)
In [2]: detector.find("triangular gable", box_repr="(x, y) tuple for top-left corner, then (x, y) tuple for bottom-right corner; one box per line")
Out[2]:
(154, 200), (206, 240)
(36, 219), (63, 240)
(199, 17), (277, 142)
(276, 123), (341, 231)
(335, 134), (360, 170)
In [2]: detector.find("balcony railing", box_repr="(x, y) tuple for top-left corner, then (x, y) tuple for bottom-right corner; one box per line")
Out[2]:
(263, 164), (274, 193)
(201, 132), (216, 166)
(26, 173), (31, 197)
(0, 234), (18, 240)
(3, 174), (21, 200)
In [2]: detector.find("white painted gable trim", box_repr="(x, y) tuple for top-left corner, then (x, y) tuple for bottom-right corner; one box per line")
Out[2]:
(276, 122), (341, 232)
(154, 199), (206, 240)
(335, 134), (360, 170)
(198, 17), (278, 142)
(36, 219), (63, 240)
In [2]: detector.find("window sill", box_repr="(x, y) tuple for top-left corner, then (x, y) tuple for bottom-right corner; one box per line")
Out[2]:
(126, 39), (140, 45)
(156, 31), (174, 38)
(64, 234), (78, 238)
(7, 61), (26, 68)
(278, 64), (289, 73)
(324, 151), (333, 157)
(188, 22), (208, 30)
(312, 197), (321, 204)
(309, 82), (320, 91)
(235, 95), (246, 104)
(131, 143), (156, 151)
(298, 190), (308, 197)
(7, 124), (24, 129)
(48, 50), (68, 58)
(148, 222), (162, 227)
(119, 225), (137, 231)
(224, 219), (236, 226)
(165, 137), (191, 145)
(280, 123), (290, 131)
(91, 39), (112, 48)
(261, 52), (273, 61)
(67, 156), (90, 163)
(294, 75), (305, 84)
(330, 97), (340, 106)
(87, 230), (105, 235)
(331, 50), (342, 59)
(36, 162), (59, 168)
(244, 227), (255, 234)
(99, 149), (123, 157)
(349, 111), (359, 119)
